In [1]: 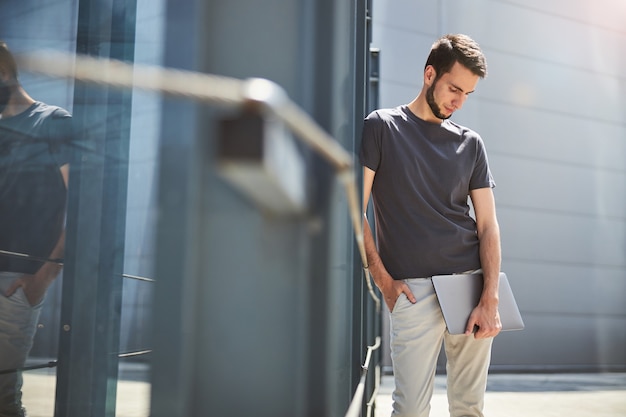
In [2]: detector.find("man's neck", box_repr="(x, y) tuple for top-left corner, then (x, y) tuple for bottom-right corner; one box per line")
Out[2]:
(406, 93), (441, 124)
(1, 86), (36, 119)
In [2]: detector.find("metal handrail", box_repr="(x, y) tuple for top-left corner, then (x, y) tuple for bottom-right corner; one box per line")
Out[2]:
(122, 273), (155, 283)
(0, 349), (152, 375)
(16, 51), (381, 312)
(365, 365), (381, 417)
(0, 249), (64, 265)
(345, 337), (381, 417)
(0, 249), (155, 282)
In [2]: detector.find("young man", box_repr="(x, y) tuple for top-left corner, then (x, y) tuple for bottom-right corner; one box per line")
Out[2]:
(360, 34), (502, 417)
(0, 41), (73, 417)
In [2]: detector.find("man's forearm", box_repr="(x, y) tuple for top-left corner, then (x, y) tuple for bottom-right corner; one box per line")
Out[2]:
(35, 229), (65, 284)
(363, 214), (392, 289)
(478, 224), (501, 304)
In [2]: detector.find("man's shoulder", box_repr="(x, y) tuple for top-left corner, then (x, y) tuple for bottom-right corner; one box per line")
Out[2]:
(364, 107), (408, 135)
(365, 106), (405, 122)
(443, 119), (481, 140)
(31, 102), (72, 119)
(26, 102), (74, 145)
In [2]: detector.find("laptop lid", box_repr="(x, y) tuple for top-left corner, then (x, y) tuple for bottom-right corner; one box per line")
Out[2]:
(431, 272), (525, 335)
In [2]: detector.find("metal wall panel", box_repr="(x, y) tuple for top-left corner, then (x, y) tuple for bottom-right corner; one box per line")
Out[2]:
(372, 0), (626, 370)
(151, 1), (372, 416)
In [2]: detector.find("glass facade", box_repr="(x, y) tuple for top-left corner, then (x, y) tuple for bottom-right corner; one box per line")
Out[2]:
(0, 1), (376, 416)
(0, 0), (163, 415)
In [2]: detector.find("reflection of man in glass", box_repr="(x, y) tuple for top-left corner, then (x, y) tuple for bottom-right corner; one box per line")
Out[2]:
(0, 41), (73, 417)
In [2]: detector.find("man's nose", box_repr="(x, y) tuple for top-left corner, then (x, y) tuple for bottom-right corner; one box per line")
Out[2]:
(452, 94), (467, 110)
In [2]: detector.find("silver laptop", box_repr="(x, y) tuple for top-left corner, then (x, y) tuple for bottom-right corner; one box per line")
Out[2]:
(431, 272), (525, 335)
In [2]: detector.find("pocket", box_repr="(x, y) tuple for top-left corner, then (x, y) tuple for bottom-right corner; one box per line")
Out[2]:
(390, 293), (406, 314)
(9, 286), (30, 305)
(9, 287), (44, 309)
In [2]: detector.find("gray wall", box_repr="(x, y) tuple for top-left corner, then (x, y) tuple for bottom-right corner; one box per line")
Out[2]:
(372, 0), (626, 370)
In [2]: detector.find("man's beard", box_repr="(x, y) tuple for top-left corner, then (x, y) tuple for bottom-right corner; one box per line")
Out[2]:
(425, 81), (451, 120)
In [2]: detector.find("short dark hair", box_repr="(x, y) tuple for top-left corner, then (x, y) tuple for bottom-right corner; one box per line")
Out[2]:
(425, 34), (487, 79)
(0, 41), (19, 80)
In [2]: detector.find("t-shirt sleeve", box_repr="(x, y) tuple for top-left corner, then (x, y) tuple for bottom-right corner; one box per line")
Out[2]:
(469, 134), (496, 190)
(359, 112), (383, 171)
(46, 108), (75, 167)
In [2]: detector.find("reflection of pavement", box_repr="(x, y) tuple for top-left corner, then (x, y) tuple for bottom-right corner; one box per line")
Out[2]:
(376, 373), (626, 417)
(21, 363), (150, 417)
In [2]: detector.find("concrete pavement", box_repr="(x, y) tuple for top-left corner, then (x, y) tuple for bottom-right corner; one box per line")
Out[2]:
(375, 372), (626, 417)
(21, 365), (150, 417)
(19, 365), (626, 416)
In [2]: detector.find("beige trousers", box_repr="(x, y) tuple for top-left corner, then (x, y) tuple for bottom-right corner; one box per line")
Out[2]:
(389, 278), (493, 417)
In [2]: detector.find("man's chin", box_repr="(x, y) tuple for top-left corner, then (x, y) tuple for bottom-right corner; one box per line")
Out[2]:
(428, 102), (453, 120)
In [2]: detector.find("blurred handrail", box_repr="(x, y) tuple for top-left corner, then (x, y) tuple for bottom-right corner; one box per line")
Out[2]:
(344, 336), (381, 417)
(16, 51), (381, 312)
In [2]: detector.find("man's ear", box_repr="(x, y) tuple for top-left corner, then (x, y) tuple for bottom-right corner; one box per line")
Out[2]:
(424, 65), (437, 86)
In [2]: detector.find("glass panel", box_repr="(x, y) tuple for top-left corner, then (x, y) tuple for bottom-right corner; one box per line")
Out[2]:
(114, 0), (165, 414)
(0, 1), (76, 415)
(1, 0), (159, 415)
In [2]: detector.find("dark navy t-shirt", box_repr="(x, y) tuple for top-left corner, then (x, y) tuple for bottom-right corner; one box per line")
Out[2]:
(0, 102), (74, 274)
(359, 105), (495, 279)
